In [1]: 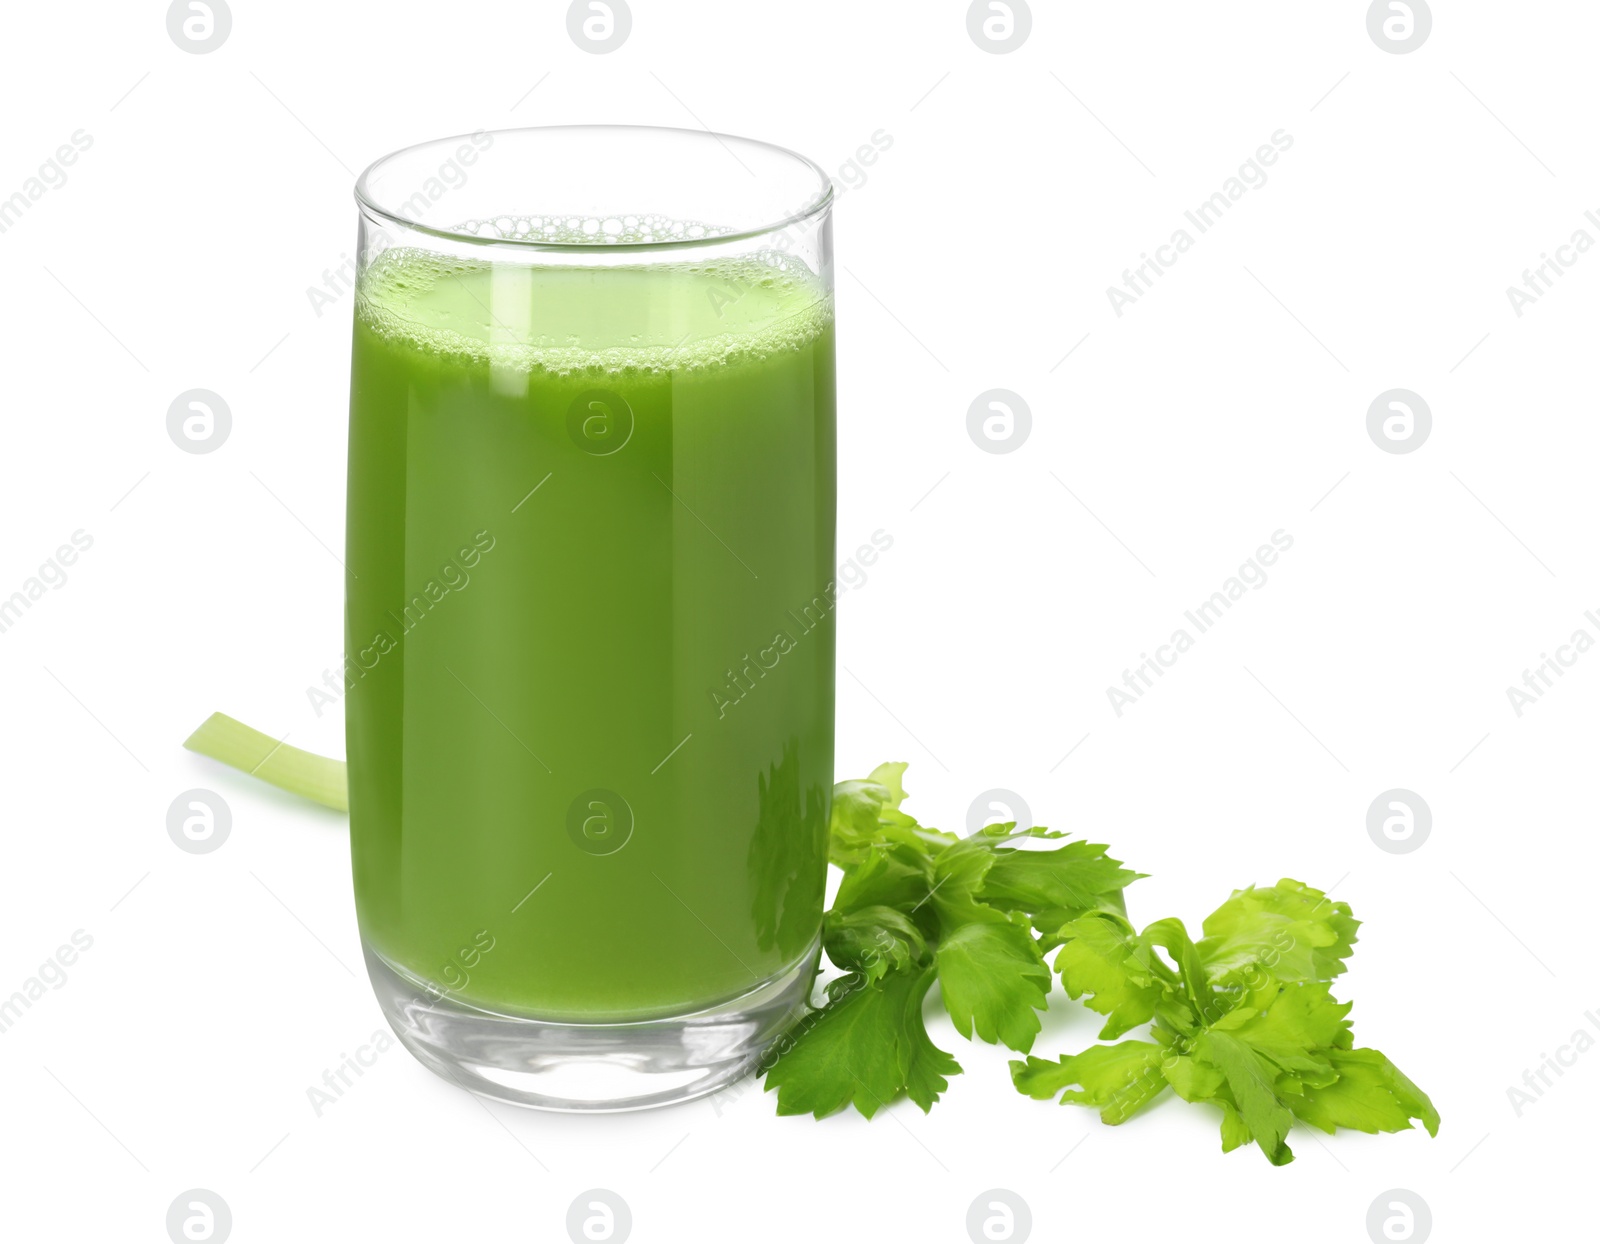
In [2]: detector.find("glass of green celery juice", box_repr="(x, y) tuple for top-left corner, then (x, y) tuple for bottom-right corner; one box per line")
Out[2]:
(347, 127), (836, 1110)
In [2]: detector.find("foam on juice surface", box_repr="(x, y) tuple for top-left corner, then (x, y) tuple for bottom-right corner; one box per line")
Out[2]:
(355, 231), (831, 377)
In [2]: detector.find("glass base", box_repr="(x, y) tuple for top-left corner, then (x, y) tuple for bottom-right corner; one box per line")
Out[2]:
(364, 939), (820, 1112)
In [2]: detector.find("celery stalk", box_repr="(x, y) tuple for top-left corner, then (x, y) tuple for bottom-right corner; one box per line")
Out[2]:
(183, 712), (349, 813)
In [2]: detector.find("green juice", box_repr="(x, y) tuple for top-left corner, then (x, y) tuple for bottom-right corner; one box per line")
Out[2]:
(346, 246), (836, 1021)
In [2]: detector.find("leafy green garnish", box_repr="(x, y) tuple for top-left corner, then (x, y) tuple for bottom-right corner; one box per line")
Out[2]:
(1011, 1038), (1166, 1123)
(1013, 879), (1439, 1164)
(763, 965), (958, 1118)
(935, 916), (1052, 1050)
(764, 765), (1141, 1117)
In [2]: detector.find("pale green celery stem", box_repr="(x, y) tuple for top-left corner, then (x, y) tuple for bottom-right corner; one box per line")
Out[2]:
(183, 712), (349, 813)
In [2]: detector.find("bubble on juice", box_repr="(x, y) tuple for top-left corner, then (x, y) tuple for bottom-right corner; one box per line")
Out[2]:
(354, 235), (832, 378)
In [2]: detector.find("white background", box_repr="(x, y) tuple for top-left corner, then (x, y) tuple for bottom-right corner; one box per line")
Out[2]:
(0, 1), (1593, 1240)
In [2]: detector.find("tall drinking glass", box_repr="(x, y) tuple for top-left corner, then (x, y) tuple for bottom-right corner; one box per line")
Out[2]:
(346, 126), (836, 1110)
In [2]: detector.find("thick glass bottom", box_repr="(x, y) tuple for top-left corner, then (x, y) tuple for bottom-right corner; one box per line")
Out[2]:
(364, 938), (820, 1112)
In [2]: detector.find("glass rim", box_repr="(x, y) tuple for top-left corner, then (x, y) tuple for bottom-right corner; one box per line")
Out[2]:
(353, 123), (835, 255)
